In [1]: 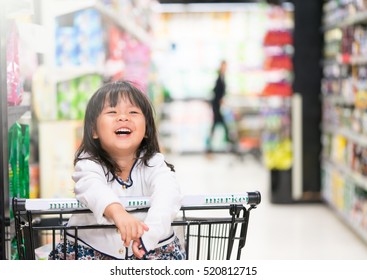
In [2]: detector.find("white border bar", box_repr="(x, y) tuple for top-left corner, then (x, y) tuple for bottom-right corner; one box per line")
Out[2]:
(292, 94), (302, 201)
(24, 192), (251, 211)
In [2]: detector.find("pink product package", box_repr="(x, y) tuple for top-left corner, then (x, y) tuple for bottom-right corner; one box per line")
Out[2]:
(7, 22), (23, 106)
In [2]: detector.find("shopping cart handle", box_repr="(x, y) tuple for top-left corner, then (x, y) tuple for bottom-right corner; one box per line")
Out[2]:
(12, 191), (262, 212)
(247, 191), (261, 206)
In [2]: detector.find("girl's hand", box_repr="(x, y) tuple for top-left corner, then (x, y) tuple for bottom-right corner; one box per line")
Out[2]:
(132, 239), (147, 259)
(116, 210), (149, 247)
(104, 203), (149, 247)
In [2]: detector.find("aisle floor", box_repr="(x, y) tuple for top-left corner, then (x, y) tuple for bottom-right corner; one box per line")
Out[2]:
(166, 153), (367, 260)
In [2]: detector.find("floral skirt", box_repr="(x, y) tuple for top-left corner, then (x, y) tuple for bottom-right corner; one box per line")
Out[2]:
(48, 236), (186, 260)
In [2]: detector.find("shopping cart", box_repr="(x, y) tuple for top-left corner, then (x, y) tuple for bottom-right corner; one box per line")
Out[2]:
(12, 191), (261, 260)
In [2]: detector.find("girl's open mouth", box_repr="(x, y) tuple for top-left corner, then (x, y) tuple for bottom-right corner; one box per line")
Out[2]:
(115, 128), (131, 135)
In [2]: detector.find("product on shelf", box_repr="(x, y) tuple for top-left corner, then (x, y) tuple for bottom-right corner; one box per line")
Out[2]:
(263, 29), (293, 46)
(105, 25), (126, 80)
(261, 105), (292, 170)
(29, 163), (39, 199)
(260, 5), (293, 169)
(263, 55), (293, 71)
(121, 32), (151, 92)
(55, 26), (78, 66)
(261, 82), (292, 96)
(55, 74), (103, 121)
(74, 8), (105, 66)
(76, 74), (103, 119)
(57, 78), (79, 120)
(8, 122), (30, 219)
(55, 8), (105, 67)
(7, 20), (23, 106)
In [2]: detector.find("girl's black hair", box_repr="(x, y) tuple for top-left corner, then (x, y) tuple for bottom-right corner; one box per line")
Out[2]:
(74, 80), (174, 180)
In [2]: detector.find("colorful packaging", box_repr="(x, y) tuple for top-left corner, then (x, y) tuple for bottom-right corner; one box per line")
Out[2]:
(55, 26), (78, 66)
(8, 123), (22, 207)
(73, 9), (105, 66)
(56, 79), (79, 120)
(7, 21), (23, 105)
(56, 74), (103, 120)
(8, 122), (30, 218)
(29, 164), (39, 199)
(76, 74), (103, 119)
(20, 124), (30, 198)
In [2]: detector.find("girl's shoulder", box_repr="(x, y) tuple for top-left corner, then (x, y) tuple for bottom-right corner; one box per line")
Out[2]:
(136, 152), (165, 169)
(74, 155), (105, 174)
(72, 157), (109, 183)
(146, 152), (165, 166)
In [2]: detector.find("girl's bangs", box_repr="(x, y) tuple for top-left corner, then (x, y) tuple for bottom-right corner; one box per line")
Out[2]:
(104, 89), (137, 108)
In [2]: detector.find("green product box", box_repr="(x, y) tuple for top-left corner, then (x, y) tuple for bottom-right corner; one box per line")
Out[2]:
(76, 74), (103, 120)
(57, 79), (79, 120)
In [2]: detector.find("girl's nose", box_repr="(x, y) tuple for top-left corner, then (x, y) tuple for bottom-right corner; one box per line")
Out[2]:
(117, 114), (129, 121)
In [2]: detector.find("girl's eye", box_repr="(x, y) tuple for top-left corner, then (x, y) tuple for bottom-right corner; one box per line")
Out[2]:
(106, 110), (117, 114)
(129, 110), (140, 114)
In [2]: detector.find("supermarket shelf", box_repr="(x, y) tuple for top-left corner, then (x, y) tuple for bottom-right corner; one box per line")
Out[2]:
(323, 195), (367, 245)
(322, 159), (367, 192)
(47, 0), (150, 45)
(321, 95), (354, 106)
(95, 3), (151, 45)
(323, 53), (367, 66)
(322, 1), (367, 248)
(322, 125), (367, 147)
(46, 0), (95, 17)
(226, 94), (292, 109)
(8, 106), (30, 128)
(323, 10), (367, 31)
(47, 66), (103, 83)
(350, 55), (367, 65)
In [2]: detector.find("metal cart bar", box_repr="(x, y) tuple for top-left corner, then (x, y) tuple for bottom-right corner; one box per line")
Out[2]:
(12, 191), (261, 260)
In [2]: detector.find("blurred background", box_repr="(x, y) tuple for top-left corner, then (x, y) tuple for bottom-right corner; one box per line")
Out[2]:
(2, 0), (367, 260)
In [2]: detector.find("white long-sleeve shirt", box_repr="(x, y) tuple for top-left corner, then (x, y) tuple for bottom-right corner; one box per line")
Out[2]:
(66, 153), (182, 259)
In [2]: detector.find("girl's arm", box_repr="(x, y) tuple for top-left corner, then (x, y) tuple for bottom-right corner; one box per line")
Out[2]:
(139, 153), (182, 253)
(104, 202), (149, 247)
(72, 159), (148, 246)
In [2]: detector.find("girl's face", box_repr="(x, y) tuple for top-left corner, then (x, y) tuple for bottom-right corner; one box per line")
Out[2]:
(93, 96), (146, 158)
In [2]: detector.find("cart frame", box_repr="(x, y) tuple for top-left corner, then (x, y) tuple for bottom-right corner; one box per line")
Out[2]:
(12, 191), (260, 260)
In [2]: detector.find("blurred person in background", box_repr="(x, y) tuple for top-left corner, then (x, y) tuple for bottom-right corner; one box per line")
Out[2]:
(207, 60), (233, 154)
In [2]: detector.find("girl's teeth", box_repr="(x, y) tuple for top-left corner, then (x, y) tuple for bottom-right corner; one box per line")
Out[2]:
(116, 129), (131, 134)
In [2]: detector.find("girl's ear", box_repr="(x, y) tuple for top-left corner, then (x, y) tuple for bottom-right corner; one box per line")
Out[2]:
(92, 130), (99, 139)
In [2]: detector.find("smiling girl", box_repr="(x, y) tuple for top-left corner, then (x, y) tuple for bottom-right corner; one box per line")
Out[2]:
(49, 81), (185, 260)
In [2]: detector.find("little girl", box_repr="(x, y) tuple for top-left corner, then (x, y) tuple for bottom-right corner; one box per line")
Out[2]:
(49, 81), (185, 260)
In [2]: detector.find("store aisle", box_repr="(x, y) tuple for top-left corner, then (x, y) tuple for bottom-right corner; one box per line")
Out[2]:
(166, 153), (367, 260)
